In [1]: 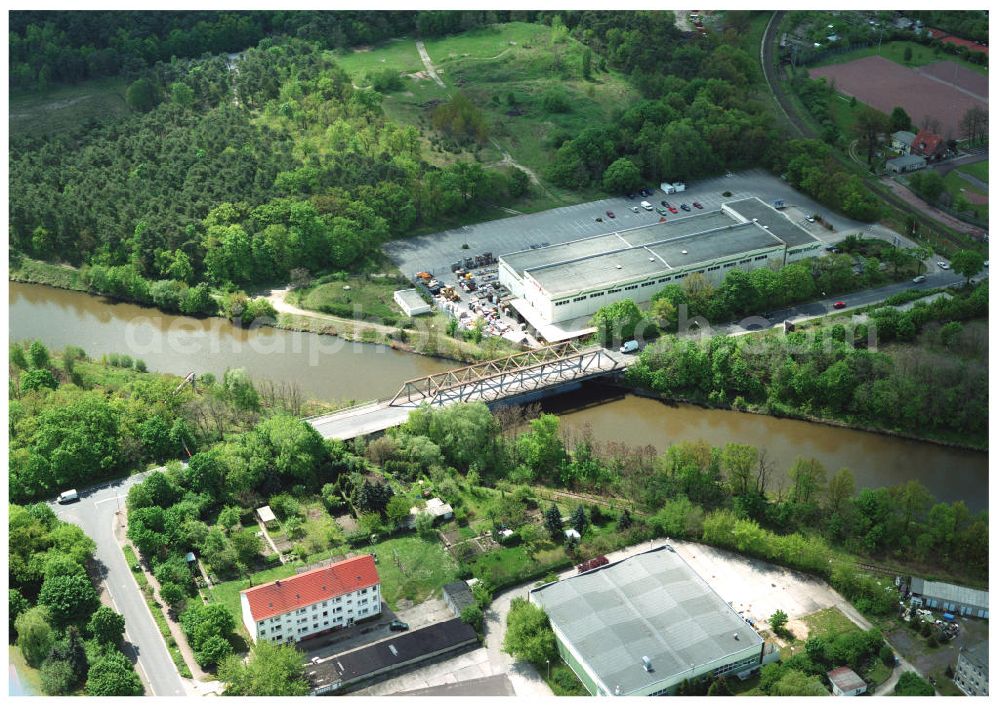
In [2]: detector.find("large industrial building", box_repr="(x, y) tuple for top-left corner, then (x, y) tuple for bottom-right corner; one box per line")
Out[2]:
(499, 197), (822, 339)
(529, 545), (773, 696)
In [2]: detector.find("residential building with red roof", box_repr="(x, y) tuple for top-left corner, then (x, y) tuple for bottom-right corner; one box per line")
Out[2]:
(240, 554), (381, 643)
(911, 129), (947, 161)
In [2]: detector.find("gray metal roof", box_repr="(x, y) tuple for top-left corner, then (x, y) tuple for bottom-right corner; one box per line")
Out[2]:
(910, 578), (988, 610)
(892, 130), (917, 144)
(646, 222), (781, 269)
(526, 247), (669, 298)
(828, 666), (866, 692)
(886, 154), (927, 169)
(530, 545), (762, 695)
(501, 233), (629, 275)
(962, 641), (989, 674)
(725, 197), (822, 247)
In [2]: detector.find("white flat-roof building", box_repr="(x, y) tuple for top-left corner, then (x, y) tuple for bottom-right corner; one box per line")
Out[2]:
(393, 288), (432, 317)
(529, 544), (771, 696)
(498, 198), (821, 333)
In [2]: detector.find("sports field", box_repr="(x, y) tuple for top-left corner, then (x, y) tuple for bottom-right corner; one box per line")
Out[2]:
(809, 55), (987, 136)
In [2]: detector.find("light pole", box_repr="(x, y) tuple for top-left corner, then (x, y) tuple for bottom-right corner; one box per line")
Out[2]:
(546, 659), (551, 680)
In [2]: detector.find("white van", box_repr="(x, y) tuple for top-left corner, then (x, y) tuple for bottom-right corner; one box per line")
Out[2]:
(620, 340), (639, 354)
(640, 201), (653, 211)
(58, 489), (80, 504)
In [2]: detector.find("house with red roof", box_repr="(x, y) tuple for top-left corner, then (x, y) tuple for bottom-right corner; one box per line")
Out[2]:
(910, 129), (947, 161)
(240, 554), (381, 643)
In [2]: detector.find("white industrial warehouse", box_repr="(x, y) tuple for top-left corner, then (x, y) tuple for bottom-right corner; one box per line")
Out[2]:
(498, 197), (822, 340)
(529, 545), (776, 696)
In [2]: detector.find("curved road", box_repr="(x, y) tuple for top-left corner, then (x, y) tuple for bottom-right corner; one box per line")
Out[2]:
(50, 472), (186, 697)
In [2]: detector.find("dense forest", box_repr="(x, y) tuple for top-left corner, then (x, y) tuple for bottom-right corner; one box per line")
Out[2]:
(10, 38), (525, 301)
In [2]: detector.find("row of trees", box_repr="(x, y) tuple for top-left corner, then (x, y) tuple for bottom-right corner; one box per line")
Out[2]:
(10, 504), (142, 695)
(624, 281), (988, 441)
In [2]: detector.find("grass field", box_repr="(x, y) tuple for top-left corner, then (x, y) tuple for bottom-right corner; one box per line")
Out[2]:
(9, 77), (129, 137)
(370, 536), (460, 609)
(811, 40), (988, 76)
(9, 646), (44, 695)
(291, 274), (410, 325)
(328, 22), (639, 208)
(782, 606), (860, 659)
(957, 160), (989, 184)
(943, 170), (988, 220)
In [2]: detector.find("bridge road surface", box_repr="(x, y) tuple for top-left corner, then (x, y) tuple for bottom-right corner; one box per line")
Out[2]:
(49, 472), (187, 697)
(308, 348), (631, 440)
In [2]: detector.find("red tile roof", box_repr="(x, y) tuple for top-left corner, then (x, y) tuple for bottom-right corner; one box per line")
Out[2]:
(929, 28), (988, 55)
(911, 129), (944, 157)
(242, 555), (379, 622)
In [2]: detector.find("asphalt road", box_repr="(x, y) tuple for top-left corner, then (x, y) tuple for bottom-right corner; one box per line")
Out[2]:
(705, 268), (984, 339)
(49, 472), (186, 697)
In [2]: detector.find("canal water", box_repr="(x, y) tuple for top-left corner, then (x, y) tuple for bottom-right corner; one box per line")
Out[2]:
(9, 282), (988, 510)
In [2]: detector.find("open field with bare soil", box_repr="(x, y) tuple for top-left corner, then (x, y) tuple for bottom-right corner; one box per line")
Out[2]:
(809, 55), (987, 137)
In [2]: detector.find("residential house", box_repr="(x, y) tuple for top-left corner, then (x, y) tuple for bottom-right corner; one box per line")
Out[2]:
(892, 130), (917, 152)
(240, 554), (381, 644)
(910, 129), (947, 161)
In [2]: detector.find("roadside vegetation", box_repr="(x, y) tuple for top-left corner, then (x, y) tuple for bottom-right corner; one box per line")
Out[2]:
(621, 280), (988, 447)
(8, 339), (326, 503)
(10, 504), (143, 695)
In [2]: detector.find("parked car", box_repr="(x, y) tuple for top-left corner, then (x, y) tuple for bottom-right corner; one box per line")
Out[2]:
(806, 215), (816, 223)
(606, 210), (615, 218)
(937, 261), (950, 270)
(912, 275), (927, 283)
(833, 301), (846, 309)
(667, 205), (678, 214)
(57, 489), (79, 504)
(680, 203), (691, 211)
(661, 200), (669, 207)
(630, 206), (639, 213)
(692, 201), (703, 209)
(640, 200), (653, 211)
(656, 207), (668, 216)
(620, 340), (639, 353)
(389, 620), (409, 632)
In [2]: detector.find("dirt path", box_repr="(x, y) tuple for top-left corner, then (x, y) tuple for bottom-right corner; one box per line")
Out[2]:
(265, 287), (398, 336)
(415, 41), (447, 89)
(880, 177), (987, 238)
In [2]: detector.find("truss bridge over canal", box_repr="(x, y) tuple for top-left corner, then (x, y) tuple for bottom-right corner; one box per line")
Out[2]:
(308, 341), (629, 440)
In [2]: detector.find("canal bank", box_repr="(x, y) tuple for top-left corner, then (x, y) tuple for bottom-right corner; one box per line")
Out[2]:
(9, 282), (988, 511)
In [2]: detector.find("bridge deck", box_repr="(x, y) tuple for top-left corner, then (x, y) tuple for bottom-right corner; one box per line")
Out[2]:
(308, 347), (632, 440)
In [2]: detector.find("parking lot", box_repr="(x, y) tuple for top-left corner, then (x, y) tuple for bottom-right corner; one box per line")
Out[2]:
(385, 168), (875, 281)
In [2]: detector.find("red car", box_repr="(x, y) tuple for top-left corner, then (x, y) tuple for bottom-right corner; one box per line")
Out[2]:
(692, 201), (703, 209)
(606, 210), (615, 218)
(667, 205), (678, 214)
(833, 301), (846, 309)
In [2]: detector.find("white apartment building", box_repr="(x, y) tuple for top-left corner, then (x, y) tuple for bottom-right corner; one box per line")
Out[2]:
(240, 554), (381, 644)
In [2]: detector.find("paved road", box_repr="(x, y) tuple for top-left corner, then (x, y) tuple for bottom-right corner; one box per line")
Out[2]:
(50, 472), (186, 697)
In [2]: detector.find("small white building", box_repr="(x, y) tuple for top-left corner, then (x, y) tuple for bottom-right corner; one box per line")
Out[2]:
(828, 666), (867, 696)
(240, 554), (381, 644)
(886, 154), (927, 175)
(564, 528), (581, 541)
(409, 497), (454, 525)
(256, 505), (278, 527)
(393, 288), (432, 317)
